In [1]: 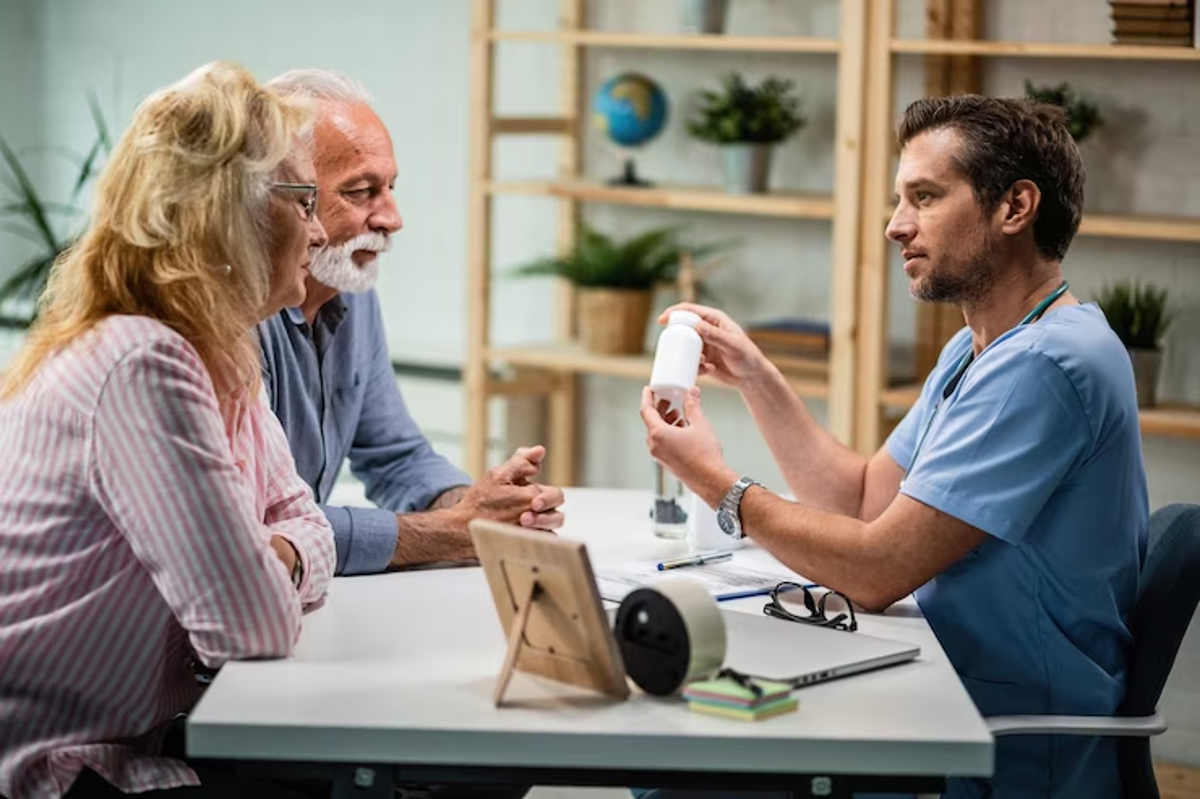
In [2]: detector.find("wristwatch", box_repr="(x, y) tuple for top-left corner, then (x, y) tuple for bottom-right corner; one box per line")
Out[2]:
(716, 476), (763, 540)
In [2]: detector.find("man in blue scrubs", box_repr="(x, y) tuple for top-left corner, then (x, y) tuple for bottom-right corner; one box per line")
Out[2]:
(638, 96), (1147, 797)
(259, 70), (564, 577)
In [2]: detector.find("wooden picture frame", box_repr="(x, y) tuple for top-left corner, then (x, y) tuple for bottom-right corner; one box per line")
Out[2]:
(469, 519), (630, 706)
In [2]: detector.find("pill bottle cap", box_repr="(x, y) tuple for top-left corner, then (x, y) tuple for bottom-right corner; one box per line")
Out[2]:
(668, 310), (701, 329)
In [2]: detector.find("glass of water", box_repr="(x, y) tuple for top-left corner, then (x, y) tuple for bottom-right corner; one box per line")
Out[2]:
(651, 460), (689, 539)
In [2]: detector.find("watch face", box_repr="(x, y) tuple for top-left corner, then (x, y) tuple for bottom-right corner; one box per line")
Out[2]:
(717, 508), (737, 537)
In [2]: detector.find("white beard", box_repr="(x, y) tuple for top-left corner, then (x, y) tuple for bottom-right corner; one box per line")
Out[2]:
(308, 231), (391, 294)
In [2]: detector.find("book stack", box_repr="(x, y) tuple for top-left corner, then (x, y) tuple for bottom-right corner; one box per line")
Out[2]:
(682, 675), (799, 722)
(745, 319), (830, 378)
(1109, 0), (1194, 46)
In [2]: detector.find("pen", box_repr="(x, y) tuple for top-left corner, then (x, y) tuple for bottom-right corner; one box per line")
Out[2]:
(657, 550), (734, 571)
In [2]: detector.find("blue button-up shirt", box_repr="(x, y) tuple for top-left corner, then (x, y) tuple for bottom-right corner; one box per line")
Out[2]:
(258, 290), (470, 575)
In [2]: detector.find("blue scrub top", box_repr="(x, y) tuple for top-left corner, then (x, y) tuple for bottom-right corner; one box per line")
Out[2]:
(886, 303), (1147, 799)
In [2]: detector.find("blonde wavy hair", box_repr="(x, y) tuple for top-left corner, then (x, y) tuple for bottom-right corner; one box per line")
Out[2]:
(1, 61), (312, 403)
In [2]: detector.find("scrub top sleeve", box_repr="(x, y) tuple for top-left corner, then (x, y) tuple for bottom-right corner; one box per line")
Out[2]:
(899, 347), (1091, 545)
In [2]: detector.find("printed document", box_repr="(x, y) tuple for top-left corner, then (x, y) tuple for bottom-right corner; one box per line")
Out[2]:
(593, 548), (803, 602)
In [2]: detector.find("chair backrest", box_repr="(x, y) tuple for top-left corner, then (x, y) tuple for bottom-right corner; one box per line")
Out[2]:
(1119, 503), (1200, 717)
(1117, 503), (1200, 799)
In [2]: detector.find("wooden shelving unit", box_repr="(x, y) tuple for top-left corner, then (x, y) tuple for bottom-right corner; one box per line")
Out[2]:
(891, 38), (1200, 61)
(881, 384), (1200, 442)
(489, 180), (835, 219)
(489, 345), (830, 399)
(855, 0), (1200, 452)
(467, 1), (1200, 484)
(489, 30), (841, 53)
(466, 0), (868, 483)
(884, 206), (1200, 244)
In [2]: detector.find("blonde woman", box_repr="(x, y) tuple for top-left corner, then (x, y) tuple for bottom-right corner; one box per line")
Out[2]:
(0, 63), (334, 799)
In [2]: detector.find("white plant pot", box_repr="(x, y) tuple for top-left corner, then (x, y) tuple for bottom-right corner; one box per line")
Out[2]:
(681, 0), (728, 34)
(1129, 347), (1162, 408)
(719, 143), (774, 194)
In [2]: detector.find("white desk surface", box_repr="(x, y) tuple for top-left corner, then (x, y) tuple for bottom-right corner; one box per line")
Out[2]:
(188, 488), (992, 780)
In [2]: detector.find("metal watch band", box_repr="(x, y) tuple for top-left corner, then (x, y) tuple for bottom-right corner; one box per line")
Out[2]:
(719, 476), (763, 539)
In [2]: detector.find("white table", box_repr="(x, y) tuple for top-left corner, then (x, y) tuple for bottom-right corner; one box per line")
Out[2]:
(188, 489), (992, 797)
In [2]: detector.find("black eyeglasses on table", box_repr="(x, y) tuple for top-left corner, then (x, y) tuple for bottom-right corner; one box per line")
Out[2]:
(763, 581), (857, 632)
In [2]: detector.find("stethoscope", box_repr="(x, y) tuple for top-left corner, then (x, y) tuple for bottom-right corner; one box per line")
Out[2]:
(903, 279), (1071, 481)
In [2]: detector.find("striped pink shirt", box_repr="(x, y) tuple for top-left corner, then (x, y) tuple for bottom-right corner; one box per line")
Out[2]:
(0, 315), (335, 799)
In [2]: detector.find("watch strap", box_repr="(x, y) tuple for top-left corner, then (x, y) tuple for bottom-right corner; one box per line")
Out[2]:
(720, 476), (763, 539)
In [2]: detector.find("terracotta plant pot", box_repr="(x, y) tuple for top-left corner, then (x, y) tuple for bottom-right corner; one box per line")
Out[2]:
(1129, 347), (1162, 408)
(577, 288), (653, 355)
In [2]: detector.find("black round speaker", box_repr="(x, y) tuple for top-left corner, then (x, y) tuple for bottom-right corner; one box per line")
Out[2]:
(613, 578), (727, 696)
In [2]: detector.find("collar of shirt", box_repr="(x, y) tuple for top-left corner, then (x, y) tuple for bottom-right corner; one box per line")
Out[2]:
(285, 296), (348, 336)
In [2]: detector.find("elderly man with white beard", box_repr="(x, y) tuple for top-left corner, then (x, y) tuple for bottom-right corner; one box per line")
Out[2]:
(258, 69), (565, 576)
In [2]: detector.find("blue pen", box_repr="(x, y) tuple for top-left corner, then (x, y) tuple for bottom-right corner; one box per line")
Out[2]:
(715, 582), (818, 602)
(657, 550), (733, 571)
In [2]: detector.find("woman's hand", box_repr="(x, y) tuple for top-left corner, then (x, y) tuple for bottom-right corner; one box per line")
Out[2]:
(656, 303), (772, 390)
(270, 535), (299, 576)
(639, 386), (738, 507)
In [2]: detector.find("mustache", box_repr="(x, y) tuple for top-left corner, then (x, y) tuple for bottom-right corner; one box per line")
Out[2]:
(341, 232), (392, 254)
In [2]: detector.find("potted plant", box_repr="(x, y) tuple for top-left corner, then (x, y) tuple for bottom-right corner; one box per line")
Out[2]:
(1023, 81), (1103, 142)
(517, 225), (713, 355)
(0, 95), (111, 321)
(681, 0), (728, 34)
(1096, 280), (1173, 408)
(687, 73), (806, 194)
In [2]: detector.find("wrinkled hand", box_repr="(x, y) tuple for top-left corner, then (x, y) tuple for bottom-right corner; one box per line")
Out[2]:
(459, 445), (565, 532)
(656, 302), (771, 390)
(639, 386), (736, 503)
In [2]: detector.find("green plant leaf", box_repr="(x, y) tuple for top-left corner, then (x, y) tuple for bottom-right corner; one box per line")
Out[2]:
(0, 220), (55, 248)
(1096, 280), (1172, 350)
(0, 137), (60, 253)
(688, 72), (806, 145)
(1023, 80), (1103, 143)
(0, 251), (57, 310)
(511, 224), (733, 291)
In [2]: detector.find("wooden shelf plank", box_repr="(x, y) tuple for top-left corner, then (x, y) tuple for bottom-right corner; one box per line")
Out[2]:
(881, 384), (1200, 440)
(883, 205), (1200, 243)
(881, 383), (923, 410)
(487, 345), (829, 399)
(1140, 406), (1200, 440)
(1078, 214), (1200, 243)
(489, 181), (835, 219)
(491, 116), (575, 135)
(891, 38), (1200, 61)
(490, 30), (840, 53)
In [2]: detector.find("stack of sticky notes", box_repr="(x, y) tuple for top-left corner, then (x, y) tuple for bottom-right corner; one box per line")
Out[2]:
(682, 676), (798, 722)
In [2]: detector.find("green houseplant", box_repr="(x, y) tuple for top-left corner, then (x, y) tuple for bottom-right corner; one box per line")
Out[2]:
(687, 73), (806, 194)
(517, 225), (716, 355)
(0, 95), (112, 320)
(1096, 280), (1172, 407)
(1023, 81), (1103, 143)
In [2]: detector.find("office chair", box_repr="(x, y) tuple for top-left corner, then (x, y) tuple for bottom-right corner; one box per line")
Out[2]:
(984, 503), (1200, 799)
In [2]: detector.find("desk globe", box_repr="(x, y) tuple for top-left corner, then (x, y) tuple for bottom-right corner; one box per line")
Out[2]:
(592, 73), (668, 187)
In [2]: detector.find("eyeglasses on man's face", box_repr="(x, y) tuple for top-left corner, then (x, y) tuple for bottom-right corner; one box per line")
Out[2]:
(270, 182), (319, 222)
(763, 581), (857, 632)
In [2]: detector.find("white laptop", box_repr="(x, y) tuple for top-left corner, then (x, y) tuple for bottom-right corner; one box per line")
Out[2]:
(721, 609), (920, 687)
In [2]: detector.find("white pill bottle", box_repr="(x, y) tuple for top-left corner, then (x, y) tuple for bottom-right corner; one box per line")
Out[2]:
(649, 310), (704, 417)
(648, 310), (704, 539)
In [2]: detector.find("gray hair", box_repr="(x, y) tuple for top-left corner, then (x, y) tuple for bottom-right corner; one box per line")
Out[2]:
(266, 68), (374, 106)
